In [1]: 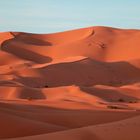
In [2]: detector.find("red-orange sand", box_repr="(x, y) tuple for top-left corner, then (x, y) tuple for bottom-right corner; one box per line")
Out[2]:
(0, 26), (140, 140)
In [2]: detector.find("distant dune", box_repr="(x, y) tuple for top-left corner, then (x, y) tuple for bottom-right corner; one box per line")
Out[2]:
(0, 26), (140, 140)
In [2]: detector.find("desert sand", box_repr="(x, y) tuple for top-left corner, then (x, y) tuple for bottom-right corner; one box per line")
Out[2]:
(0, 26), (140, 140)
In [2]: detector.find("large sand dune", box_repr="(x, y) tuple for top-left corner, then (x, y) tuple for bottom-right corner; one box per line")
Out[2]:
(0, 26), (140, 140)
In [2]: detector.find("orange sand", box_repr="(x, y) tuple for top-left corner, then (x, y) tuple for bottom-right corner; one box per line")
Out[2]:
(0, 26), (140, 140)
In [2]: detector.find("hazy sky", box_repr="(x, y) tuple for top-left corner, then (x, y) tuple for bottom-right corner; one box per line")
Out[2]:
(0, 0), (140, 33)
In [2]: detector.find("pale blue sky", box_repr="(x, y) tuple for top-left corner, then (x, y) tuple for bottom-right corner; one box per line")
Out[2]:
(0, 0), (140, 33)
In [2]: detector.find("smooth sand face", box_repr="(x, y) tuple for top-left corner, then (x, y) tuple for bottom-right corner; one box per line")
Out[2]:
(0, 26), (140, 140)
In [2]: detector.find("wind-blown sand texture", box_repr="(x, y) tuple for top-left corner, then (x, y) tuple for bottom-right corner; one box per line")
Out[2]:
(0, 26), (140, 140)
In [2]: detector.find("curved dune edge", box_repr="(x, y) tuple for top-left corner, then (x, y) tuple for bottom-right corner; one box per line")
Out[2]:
(8, 115), (140, 140)
(0, 26), (140, 139)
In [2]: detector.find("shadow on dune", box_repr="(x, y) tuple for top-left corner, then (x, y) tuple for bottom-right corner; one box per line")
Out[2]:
(16, 88), (46, 100)
(37, 58), (140, 87)
(80, 86), (139, 102)
(1, 38), (52, 64)
(10, 32), (52, 46)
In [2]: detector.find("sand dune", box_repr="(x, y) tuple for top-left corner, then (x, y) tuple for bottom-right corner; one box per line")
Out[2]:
(0, 26), (140, 139)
